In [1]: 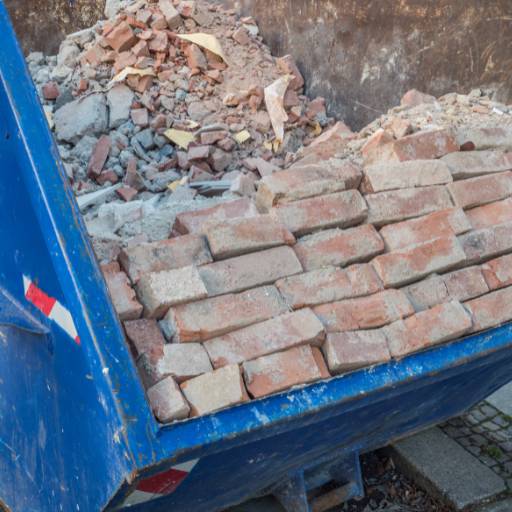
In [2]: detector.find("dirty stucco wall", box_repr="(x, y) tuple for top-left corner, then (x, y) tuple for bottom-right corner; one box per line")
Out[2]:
(6, 0), (512, 128)
(5, 0), (105, 55)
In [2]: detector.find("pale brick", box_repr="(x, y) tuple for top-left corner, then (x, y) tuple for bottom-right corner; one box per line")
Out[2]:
(166, 286), (287, 342)
(364, 129), (458, 165)
(442, 267), (489, 301)
(293, 224), (384, 271)
(154, 343), (212, 383)
(313, 289), (413, 332)
(455, 127), (512, 151)
(441, 150), (512, 179)
(404, 275), (449, 312)
(481, 254), (512, 290)
(322, 330), (391, 374)
(147, 376), (190, 422)
(198, 246), (302, 296)
(136, 266), (208, 318)
(466, 198), (512, 229)
(104, 270), (143, 320)
(379, 208), (471, 251)
(270, 190), (368, 236)
(459, 222), (512, 263)
(242, 345), (329, 398)
(119, 234), (212, 283)
(465, 286), (512, 332)
(384, 301), (473, 358)
(173, 198), (258, 234)
(363, 160), (452, 193)
(204, 215), (295, 260)
(255, 161), (362, 211)
(124, 318), (165, 361)
(180, 364), (249, 416)
(447, 172), (512, 209)
(204, 309), (325, 368)
(371, 236), (467, 287)
(159, 0), (183, 29)
(366, 186), (453, 227)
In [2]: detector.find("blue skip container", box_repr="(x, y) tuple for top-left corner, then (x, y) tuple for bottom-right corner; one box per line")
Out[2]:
(1, 2), (512, 511)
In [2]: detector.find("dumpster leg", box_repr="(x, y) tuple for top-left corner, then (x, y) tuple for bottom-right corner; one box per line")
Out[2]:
(329, 451), (364, 499)
(272, 471), (309, 512)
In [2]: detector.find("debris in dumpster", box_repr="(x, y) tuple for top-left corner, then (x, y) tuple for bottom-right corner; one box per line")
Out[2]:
(28, 0), (512, 424)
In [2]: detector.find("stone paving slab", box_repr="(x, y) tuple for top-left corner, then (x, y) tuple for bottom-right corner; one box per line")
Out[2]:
(487, 382), (512, 417)
(392, 427), (506, 510)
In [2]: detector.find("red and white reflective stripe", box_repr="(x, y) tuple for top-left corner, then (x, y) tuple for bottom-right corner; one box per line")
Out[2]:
(23, 276), (80, 345)
(122, 459), (199, 506)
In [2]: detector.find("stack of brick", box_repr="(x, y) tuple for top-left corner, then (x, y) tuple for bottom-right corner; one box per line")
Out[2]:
(101, 95), (512, 424)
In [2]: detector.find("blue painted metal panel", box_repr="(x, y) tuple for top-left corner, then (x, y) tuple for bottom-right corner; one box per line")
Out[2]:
(1, 2), (512, 511)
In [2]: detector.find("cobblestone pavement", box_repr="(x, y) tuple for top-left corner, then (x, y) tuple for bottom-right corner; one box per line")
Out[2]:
(441, 401), (512, 491)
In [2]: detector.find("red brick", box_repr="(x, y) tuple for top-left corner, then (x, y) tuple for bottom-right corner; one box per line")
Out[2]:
(200, 130), (228, 145)
(119, 234), (212, 283)
(441, 150), (512, 180)
(124, 318), (165, 361)
(204, 309), (325, 368)
(87, 135), (111, 178)
(232, 26), (251, 45)
(384, 301), (473, 358)
(293, 224), (384, 271)
(270, 190), (368, 236)
(465, 286), (512, 332)
(159, 0), (183, 29)
(345, 264), (384, 296)
(131, 108), (149, 127)
(481, 255), (512, 290)
(366, 186), (453, 227)
(198, 246), (302, 296)
(372, 236), (466, 287)
(459, 222), (512, 263)
(180, 364), (249, 416)
(148, 31), (169, 53)
(242, 345), (329, 398)
(313, 289), (413, 332)
(105, 21), (138, 52)
(173, 198), (258, 234)
(322, 330), (391, 374)
(116, 186), (138, 202)
(147, 376), (190, 422)
(455, 127), (512, 151)
(255, 161), (362, 211)
(379, 208), (471, 251)
(442, 267), (489, 301)
(204, 215), (295, 260)
(364, 129), (458, 165)
(363, 160), (452, 193)
(361, 129), (394, 161)
(166, 285), (288, 342)
(276, 54), (304, 90)
(466, 198), (512, 229)
(404, 275), (449, 312)
(386, 117), (413, 139)
(400, 89), (436, 107)
(447, 172), (512, 209)
(103, 270), (143, 321)
(136, 266), (208, 318)
(187, 144), (211, 161)
(42, 82), (59, 100)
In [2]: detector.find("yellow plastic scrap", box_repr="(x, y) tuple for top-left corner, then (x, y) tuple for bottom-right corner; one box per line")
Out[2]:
(264, 75), (292, 143)
(234, 130), (251, 144)
(168, 177), (188, 191)
(164, 129), (196, 149)
(263, 141), (273, 151)
(43, 106), (54, 129)
(312, 122), (322, 136)
(109, 67), (156, 86)
(176, 33), (227, 63)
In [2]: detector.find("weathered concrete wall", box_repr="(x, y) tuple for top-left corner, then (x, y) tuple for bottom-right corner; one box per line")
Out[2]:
(6, 0), (512, 128)
(5, 0), (105, 55)
(224, 0), (512, 128)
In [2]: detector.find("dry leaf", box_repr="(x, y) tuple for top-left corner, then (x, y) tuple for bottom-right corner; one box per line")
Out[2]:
(164, 129), (196, 149)
(264, 75), (291, 142)
(176, 33), (227, 62)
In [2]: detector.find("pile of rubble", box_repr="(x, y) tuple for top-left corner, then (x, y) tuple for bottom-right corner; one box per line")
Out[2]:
(27, 0), (332, 262)
(27, 0), (512, 424)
